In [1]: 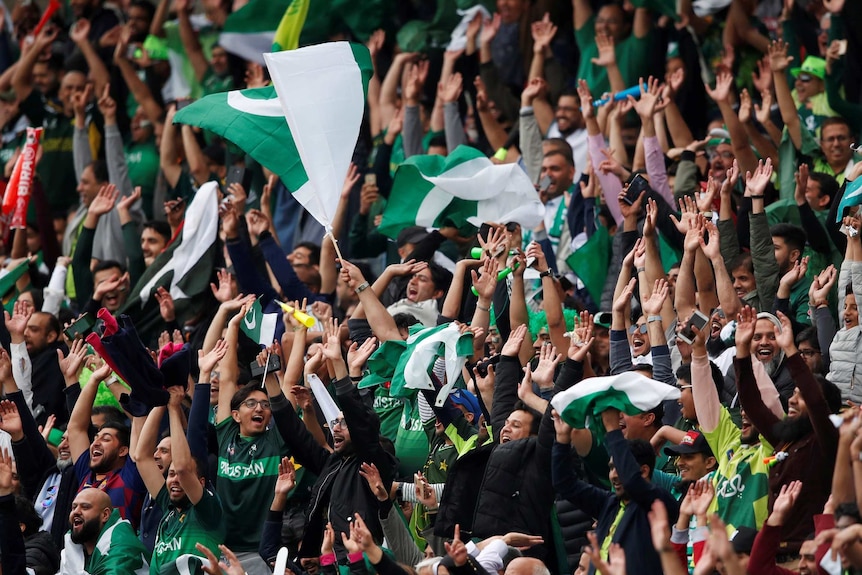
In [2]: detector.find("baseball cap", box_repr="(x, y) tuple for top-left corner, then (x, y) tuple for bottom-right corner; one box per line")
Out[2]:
(663, 430), (713, 457)
(791, 56), (826, 81)
(730, 527), (758, 555)
(396, 226), (430, 248)
(449, 388), (482, 422)
(706, 128), (731, 149)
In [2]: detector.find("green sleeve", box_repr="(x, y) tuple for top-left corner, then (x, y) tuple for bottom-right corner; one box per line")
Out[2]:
(826, 69), (862, 135)
(71, 226), (96, 305)
(749, 212), (780, 313)
(781, 19), (801, 86)
(192, 489), (223, 530)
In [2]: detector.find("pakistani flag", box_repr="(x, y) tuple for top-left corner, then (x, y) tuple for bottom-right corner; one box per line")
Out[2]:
(565, 225), (611, 305)
(60, 509), (149, 575)
(241, 299), (278, 346)
(360, 323), (473, 402)
(836, 177), (862, 222)
(175, 42), (373, 232)
(120, 182), (219, 340)
(550, 371), (680, 439)
(264, 42), (372, 231)
(220, 0), (306, 65)
(378, 146), (545, 239)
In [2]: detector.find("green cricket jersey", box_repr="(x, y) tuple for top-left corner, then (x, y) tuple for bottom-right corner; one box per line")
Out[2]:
(150, 486), (225, 575)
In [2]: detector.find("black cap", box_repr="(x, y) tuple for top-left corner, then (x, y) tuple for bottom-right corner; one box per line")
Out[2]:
(396, 226), (429, 248)
(663, 431), (713, 457)
(731, 527), (758, 555)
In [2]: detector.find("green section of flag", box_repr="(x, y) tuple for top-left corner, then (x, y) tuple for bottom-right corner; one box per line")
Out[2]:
(273, 0), (309, 51)
(658, 231), (682, 273)
(836, 177), (862, 222)
(174, 86), (309, 193)
(299, 0), (395, 45)
(240, 299), (277, 346)
(565, 225), (611, 305)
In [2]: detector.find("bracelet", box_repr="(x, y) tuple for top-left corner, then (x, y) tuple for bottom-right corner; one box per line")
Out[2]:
(355, 281), (370, 294)
(749, 195), (765, 199)
(477, 303), (491, 312)
(636, 267), (646, 274)
(701, 210), (714, 218)
(539, 269), (554, 279)
(647, 315), (663, 323)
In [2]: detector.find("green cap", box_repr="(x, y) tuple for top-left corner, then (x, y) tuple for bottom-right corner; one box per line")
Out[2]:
(143, 35), (169, 61)
(790, 56), (826, 81)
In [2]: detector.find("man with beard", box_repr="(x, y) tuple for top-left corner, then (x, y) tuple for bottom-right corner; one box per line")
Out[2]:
(136, 388), (224, 575)
(723, 313), (796, 403)
(137, 430), (170, 554)
(0, 372), (77, 549)
(59, 488), (149, 575)
(734, 306), (841, 560)
(689, 323), (780, 534)
(67, 359), (147, 530)
(748, 481), (819, 575)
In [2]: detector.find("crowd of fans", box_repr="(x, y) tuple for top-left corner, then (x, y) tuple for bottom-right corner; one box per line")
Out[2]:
(0, 0), (860, 574)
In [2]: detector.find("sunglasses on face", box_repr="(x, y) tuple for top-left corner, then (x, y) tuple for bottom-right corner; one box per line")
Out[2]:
(628, 324), (648, 335)
(797, 73), (814, 83)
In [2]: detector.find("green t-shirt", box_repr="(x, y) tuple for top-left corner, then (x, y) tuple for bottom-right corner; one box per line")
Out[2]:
(373, 384), (404, 442)
(201, 68), (234, 97)
(19, 92), (78, 213)
(574, 16), (651, 97)
(704, 408), (772, 533)
(215, 417), (286, 551)
(126, 139), (161, 219)
(394, 399), (429, 477)
(151, 485), (225, 575)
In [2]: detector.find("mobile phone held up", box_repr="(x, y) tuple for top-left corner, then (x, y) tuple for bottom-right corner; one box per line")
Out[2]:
(623, 174), (651, 205)
(677, 310), (709, 345)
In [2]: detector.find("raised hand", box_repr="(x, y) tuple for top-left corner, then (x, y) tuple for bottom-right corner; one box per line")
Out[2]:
(774, 311), (797, 354)
(779, 256), (809, 292)
(347, 337), (377, 376)
(744, 158), (774, 197)
(613, 277), (637, 314)
(642, 279), (669, 316)
(414, 470), (437, 508)
(649, 499), (673, 555)
(591, 33), (616, 67)
(735, 306), (757, 354)
(198, 338), (228, 376)
(576, 79), (595, 120)
(531, 343), (560, 387)
(809, 265), (837, 307)
(699, 222), (721, 260)
(568, 310), (595, 362)
(471, 358), (496, 397)
(209, 268), (236, 303)
(531, 13), (557, 53)
(89, 184), (119, 217)
(521, 77), (547, 106)
(274, 456), (296, 495)
(96, 84), (117, 123)
(0, 400), (23, 441)
(769, 480), (802, 526)
(0, 447), (13, 496)
(480, 13), (501, 46)
(322, 522), (336, 556)
(445, 525), (469, 567)
(366, 29), (385, 60)
(630, 76), (662, 120)
(439, 72), (463, 104)
(690, 479), (715, 518)
(403, 60), (430, 105)
(58, 338), (89, 382)
(501, 324), (528, 357)
(471, 257), (500, 302)
(643, 197), (658, 238)
(245, 209), (272, 237)
(117, 186), (142, 215)
(321, 318), (343, 362)
(290, 385), (313, 412)
(738, 88), (752, 124)
(70, 18), (91, 44)
(197, 543), (245, 575)
(697, 177), (719, 214)
(5, 300), (32, 342)
(154, 286), (176, 323)
(705, 71), (733, 104)
(752, 56), (773, 94)
(670, 194), (700, 235)
(359, 461), (390, 502)
(768, 40), (793, 73)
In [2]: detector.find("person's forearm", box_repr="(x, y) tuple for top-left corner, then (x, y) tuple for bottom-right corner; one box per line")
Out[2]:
(674, 248), (697, 321)
(73, 126), (93, 182)
(76, 39), (110, 96)
(9, 342), (33, 411)
(643, 135), (672, 204)
(772, 73), (801, 149)
(693, 249), (719, 312)
(717, 101), (757, 175)
(402, 105), (424, 158)
(710, 254), (741, 318)
(588, 133), (623, 225)
(691, 352), (721, 432)
(105, 124), (135, 197)
(116, 57), (163, 125)
(744, 121), (779, 163)
(443, 102), (466, 156)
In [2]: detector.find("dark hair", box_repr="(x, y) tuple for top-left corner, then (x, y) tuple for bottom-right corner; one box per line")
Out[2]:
(143, 220), (172, 242)
(808, 172), (839, 205)
(393, 313), (420, 332)
(646, 403), (664, 429)
(676, 362), (724, 399)
(730, 252), (753, 275)
(129, 0), (156, 22)
(99, 421), (131, 448)
(20, 289), (44, 312)
(230, 384), (266, 411)
(795, 326), (819, 350)
(770, 224), (807, 258)
(676, 363), (691, 384)
(428, 261), (453, 294)
(15, 495), (42, 535)
(93, 260), (127, 275)
(821, 116), (851, 136)
(558, 87), (579, 103)
(190, 455), (209, 480)
(543, 148), (575, 168)
(816, 375), (843, 414)
(89, 160), (109, 184)
(628, 439), (656, 476)
(543, 137), (572, 158)
(512, 400), (542, 436)
(428, 134), (447, 150)
(91, 405), (126, 424)
(295, 242), (321, 266)
(848, 283), (855, 297)
(836, 502), (862, 524)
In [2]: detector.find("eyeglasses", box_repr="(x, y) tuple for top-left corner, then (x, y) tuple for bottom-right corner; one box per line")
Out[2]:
(798, 349), (821, 358)
(241, 399), (271, 410)
(822, 135), (850, 144)
(707, 150), (734, 160)
(329, 417), (346, 429)
(628, 324), (648, 335)
(679, 385), (693, 390)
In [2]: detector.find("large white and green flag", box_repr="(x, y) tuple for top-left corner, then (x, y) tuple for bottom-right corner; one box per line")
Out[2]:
(263, 42), (372, 232)
(378, 145), (545, 239)
(220, 0), (305, 65)
(174, 42), (373, 232)
(550, 371), (680, 438)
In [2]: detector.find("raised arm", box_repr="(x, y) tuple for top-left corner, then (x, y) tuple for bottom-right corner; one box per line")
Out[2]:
(12, 26), (58, 101)
(215, 302), (248, 424)
(700, 221), (742, 319)
(70, 19), (110, 97)
(176, 0), (209, 83)
(705, 71), (758, 175)
(160, 105), (183, 188)
(167, 387), (204, 504)
(134, 405), (167, 498)
(181, 125), (210, 186)
(114, 28), (163, 126)
(769, 40), (802, 150)
(341, 259), (402, 342)
(67, 359), (113, 462)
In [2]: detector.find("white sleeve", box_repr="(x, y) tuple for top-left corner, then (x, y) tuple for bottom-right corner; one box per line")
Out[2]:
(10, 341), (33, 411)
(42, 262), (69, 315)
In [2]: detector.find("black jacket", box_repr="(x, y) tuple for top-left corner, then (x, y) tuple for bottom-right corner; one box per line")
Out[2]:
(271, 377), (395, 560)
(25, 530), (61, 575)
(29, 342), (68, 427)
(7, 390), (78, 549)
(552, 431), (680, 575)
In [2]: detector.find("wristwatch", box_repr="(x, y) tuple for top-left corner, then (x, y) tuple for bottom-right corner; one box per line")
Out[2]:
(355, 281), (370, 294)
(539, 269), (554, 279)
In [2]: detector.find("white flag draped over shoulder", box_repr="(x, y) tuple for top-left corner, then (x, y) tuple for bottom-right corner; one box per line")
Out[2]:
(378, 145), (545, 239)
(263, 42), (373, 231)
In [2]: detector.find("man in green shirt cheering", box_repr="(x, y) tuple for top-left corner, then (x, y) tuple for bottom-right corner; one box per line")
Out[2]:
(136, 387), (225, 575)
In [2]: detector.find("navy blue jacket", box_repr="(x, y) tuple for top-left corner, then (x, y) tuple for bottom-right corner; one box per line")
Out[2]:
(552, 429), (679, 575)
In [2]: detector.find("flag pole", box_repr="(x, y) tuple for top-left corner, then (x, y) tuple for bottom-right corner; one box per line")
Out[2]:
(325, 231), (344, 262)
